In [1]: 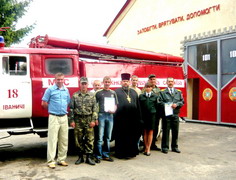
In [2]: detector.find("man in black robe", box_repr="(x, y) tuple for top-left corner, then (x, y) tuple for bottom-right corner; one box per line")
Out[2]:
(114, 73), (142, 159)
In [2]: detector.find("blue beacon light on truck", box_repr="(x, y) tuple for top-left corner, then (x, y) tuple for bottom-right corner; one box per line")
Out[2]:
(0, 36), (5, 47)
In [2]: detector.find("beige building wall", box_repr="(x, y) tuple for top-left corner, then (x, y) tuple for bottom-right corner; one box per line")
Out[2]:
(106, 0), (236, 57)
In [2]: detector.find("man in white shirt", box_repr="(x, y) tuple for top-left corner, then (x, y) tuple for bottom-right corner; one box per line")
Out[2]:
(91, 80), (101, 93)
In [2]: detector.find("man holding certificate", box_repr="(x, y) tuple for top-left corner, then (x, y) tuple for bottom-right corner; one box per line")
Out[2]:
(158, 77), (184, 154)
(94, 76), (118, 163)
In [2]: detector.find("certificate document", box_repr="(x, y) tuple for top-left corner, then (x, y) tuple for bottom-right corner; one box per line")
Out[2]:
(165, 103), (173, 116)
(104, 97), (116, 112)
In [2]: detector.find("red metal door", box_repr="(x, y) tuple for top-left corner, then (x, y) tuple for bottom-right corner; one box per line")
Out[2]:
(221, 79), (236, 124)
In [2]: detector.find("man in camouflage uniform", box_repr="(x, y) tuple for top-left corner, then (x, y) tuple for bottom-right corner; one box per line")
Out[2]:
(158, 77), (184, 154)
(69, 77), (98, 165)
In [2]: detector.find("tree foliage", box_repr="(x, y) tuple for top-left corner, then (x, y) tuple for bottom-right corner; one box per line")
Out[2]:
(0, 0), (34, 46)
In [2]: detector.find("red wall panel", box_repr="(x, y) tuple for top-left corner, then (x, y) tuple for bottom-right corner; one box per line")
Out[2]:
(221, 78), (236, 124)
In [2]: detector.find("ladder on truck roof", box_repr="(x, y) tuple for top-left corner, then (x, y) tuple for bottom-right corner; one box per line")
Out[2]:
(29, 35), (184, 66)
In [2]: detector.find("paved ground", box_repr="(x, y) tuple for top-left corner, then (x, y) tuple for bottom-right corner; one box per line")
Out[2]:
(0, 122), (235, 180)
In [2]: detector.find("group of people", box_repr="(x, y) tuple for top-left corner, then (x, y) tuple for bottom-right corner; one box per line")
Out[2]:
(41, 72), (184, 169)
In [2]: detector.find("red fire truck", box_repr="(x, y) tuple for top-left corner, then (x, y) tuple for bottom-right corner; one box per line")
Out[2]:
(0, 35), (186, 137)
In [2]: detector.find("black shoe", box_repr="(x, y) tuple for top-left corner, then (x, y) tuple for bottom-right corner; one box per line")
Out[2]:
(162, 150), (168, 154)
(75, 156), (84, 165)
(172, 148), (181, 153)
(103, 157), (114, 162)
(86, 156), (96, 165)
(95, 158), (101, 163)
(143, 152), (151, 156)
(151, 145), (161, 151)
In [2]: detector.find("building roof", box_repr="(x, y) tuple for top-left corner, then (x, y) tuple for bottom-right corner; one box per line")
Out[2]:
(103, 0), (134, 37)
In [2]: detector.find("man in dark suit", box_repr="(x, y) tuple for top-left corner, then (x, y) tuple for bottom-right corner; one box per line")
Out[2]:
(158, 77), (184, 154)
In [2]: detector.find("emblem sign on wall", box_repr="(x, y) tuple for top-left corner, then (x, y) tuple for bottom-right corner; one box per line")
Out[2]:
(229, 87), (236, 102)
(202, 88), (213, 101)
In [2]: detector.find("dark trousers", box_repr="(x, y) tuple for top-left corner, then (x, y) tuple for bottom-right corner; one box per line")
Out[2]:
(151, 115), (161, 147)
(161, 115), (179, 150)
(93, 125), (99, 155)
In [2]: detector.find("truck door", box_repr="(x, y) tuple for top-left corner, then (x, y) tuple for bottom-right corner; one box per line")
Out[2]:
(0, 54), (32, 118)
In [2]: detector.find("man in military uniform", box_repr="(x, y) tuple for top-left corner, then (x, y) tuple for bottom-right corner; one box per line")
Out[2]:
(69, 77), (98, 165)
(158, 77), (184, 154)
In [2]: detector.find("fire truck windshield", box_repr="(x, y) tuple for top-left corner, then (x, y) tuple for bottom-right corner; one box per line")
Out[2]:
(45, 58), (73, 75)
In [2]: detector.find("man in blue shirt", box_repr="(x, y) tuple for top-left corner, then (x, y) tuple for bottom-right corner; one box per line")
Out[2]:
(42, 72), (71, 169)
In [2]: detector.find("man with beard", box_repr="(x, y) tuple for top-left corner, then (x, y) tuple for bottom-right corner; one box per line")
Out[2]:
(114, 73), (142, 159)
